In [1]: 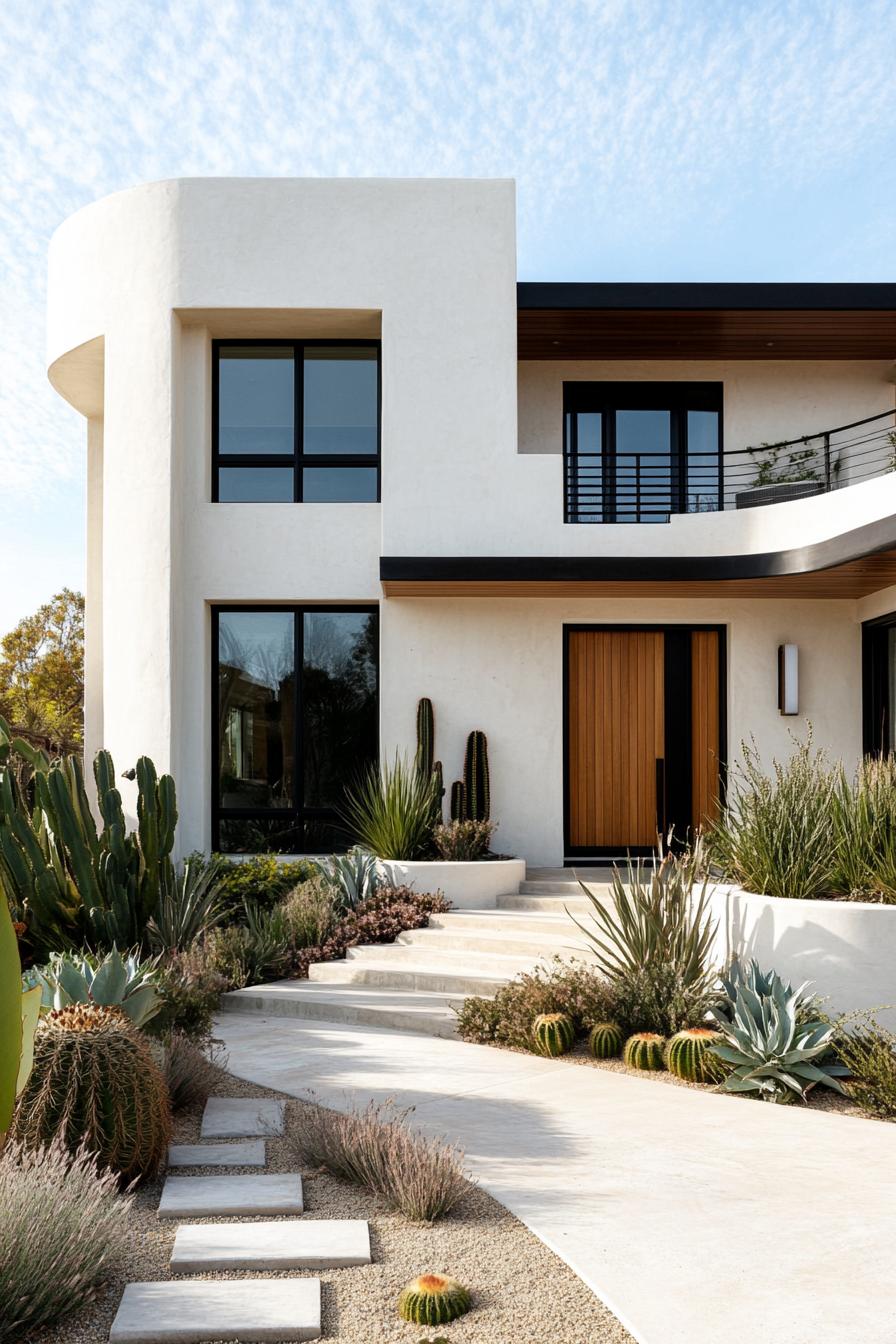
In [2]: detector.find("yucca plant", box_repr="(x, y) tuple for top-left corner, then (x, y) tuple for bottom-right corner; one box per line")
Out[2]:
(709, 962), (848, 1103)
(148, 853), (226, 952)
(572, 844), (719, 1035)
(26, 947), (163, 1029)
(341, 753), (440, 860)
(829, 757), (896, 902)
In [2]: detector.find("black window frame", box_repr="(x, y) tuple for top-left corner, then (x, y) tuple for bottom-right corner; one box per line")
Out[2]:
(862, 611), (896, 754)
(212, 338), (382, 503)
(211, 603), (380, 852)
(563, 381), (724, 524)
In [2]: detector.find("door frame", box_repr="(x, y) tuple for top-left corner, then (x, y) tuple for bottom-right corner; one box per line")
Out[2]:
(562, 623), (728, 862)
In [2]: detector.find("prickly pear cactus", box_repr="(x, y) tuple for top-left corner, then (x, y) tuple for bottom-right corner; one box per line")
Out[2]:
(666, 1028), (727, 1083)
(532, 1012), (576, 1057)
(398, 1274), (471, 1326)
(588, 1021), (623, 1059)
(623, 1032), (666, 1071)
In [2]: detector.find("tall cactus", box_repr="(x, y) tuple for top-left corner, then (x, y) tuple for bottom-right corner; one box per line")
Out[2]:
(462, 730), (490, 822)
(415, 698), (435, 780)
(450, 779), (465, 822)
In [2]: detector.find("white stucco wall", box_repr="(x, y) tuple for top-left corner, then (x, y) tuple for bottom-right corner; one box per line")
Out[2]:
(379, 595), (862, 866)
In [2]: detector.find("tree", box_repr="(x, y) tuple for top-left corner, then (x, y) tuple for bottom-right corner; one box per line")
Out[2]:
(0, 590), (84, 752)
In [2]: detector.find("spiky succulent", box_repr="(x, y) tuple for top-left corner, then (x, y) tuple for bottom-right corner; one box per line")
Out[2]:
(665, 1028), (727, 1083)
(10, 1002), (171, 1182)
(709, 964), (848, 1103)
(398, 1274), (471, 1326)
(588, 1022), (622, 1059)
(27, 947), (162, 1028)
(624, 1032), (666, 1071)
(532, 1012), (575, 1057)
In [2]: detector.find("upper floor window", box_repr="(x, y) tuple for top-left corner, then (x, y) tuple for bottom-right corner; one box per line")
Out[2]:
(212, 340), (380, 502)
(564, 382), (722, 523)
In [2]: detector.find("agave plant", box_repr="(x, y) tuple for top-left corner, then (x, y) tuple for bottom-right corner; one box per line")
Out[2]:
(148, 854), (226, 952)
(27, 948), (163, 1029)
(319, 848), (381, 912)
(709, 962), (848, 1103)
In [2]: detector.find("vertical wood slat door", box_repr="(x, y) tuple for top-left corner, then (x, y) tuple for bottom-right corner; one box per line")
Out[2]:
(691, 630), (721, 830)
(567, 630), (664, 849)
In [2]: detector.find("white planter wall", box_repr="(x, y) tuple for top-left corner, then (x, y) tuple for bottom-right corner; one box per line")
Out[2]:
(376, 858), (525, 909)
(705, 883), (896, 1027)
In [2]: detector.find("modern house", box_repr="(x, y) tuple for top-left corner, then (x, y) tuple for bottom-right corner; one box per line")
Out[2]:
(47, 178), (896, 867)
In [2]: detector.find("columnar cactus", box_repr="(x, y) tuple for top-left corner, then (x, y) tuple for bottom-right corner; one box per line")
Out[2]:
(450, 779), (465, 822)
(415, 698), (435, 779)
(623, 1032), (666, 1071)
(533, 1012), (576, 1057)
(398, 1274), (471, 1326)
(10, 1003), (172, 1183)
(665, 1028), (727, 1084)
(463, 730), (490, 822)
(588, 1021), (623, 1060)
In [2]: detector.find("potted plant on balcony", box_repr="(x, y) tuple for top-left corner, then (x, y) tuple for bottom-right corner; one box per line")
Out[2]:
(735, 437), (833, 509)
(340, 700), (524, 908)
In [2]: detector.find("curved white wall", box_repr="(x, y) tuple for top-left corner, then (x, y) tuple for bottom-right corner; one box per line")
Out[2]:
(706, 884), (896, 1027)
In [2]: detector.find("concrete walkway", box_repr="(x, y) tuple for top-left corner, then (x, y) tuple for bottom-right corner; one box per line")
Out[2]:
(216, 1010), (896, 1344)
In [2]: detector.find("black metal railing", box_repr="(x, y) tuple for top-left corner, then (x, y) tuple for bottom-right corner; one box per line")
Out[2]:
(565, 407), (896, 523)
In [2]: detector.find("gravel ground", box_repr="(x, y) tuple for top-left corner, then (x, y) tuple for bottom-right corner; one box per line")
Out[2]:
(25, 1063), (633, 1344)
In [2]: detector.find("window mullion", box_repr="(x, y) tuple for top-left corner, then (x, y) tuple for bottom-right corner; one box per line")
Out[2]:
(295, 608), (304, 841)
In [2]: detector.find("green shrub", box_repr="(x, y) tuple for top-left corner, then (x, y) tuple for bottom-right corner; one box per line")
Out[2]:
(456, 959), (616, 1050)
(432, 819), (494, 861)
(341, 753), (440, 859)
(835, 1017), (896, 1118)
(148, 853), (226, 952)
(279, 877), (338, 948)
(574, 847), (720, 1036)
(0, 1138), (132, 1341)
(11, 1004), (172, 1183)
(213, 854), (318, 919)
(158, 1030), (226, 1111)
(287, 1098), (469, 1222)
(152, 946), (227, 1039)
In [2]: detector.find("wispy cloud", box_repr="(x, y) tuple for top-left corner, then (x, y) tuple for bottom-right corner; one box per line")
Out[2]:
(0, 0), (894, 620)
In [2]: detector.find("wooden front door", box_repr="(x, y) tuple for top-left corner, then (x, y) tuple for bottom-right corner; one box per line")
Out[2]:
(565, 626), (724, 856)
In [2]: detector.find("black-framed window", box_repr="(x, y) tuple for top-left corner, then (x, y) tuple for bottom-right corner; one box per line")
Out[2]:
(563, 382), (723, 523)
(212, 340), (381, 503)
(212, 605), (379, 853)
(862, 612), (896, 755)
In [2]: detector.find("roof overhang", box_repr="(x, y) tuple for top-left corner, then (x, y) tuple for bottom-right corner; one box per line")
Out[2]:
(381, 518), (896, 599)
(517, 283), (896, 360)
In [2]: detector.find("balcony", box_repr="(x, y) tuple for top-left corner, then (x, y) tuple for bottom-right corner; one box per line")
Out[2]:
(564, 408), (896, 524)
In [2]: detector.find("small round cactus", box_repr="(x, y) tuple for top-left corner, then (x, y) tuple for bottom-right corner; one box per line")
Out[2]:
(588, 1021), (623, 1059)
(398, 1273), (471, 1326)
(665, 1028), (727, 1084)
(623, 1032), (666, 1071)
(532, 1012), (575, 1057)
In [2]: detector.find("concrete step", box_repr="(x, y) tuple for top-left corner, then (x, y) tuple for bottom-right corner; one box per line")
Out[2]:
(395, 926), (588, 958)
(498, 892), (597, 913)
(171, 1219), (371, 1272)
(345, 941), (557, 971)
(200, 1097), (284, 1139)
(168, 1139), (266, 1168)
(220, 982), (465, 1038)
(158, 1173), (303, 1219)
(427, 908), (582, 936)
(110, 1279), (320, 1343)
(307, 957), (514, 995)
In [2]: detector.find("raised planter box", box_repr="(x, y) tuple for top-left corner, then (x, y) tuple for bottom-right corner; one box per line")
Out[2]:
(375, 858), (525, 909)
(704, 883), (896, 1026)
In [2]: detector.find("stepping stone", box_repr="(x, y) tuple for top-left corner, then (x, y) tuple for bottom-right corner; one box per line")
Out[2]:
(109, 1278), (321, 1342)
(168, 1139), (266, 1168)
(171, 1218), (371, 1271)
(158, 1173), (303, 1219)
(201, 1096), (285, 1138)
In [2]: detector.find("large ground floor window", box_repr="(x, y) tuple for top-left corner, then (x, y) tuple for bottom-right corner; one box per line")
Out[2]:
(212, 604), (378, 853)
(863, 612), (896, 754)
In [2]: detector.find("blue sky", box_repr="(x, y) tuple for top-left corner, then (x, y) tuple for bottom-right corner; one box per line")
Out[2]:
(1, 0), (895, 632)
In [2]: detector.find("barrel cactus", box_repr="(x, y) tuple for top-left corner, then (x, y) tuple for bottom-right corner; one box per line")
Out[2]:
(588, 1021), (623, 1060)
(623, 1032), (666, 1071)
(666, 1028), (727, 1084)
(533, 1012), (575, 1057)
(10, 1002), (171, 1183)
(398, 1273), (471, 1326)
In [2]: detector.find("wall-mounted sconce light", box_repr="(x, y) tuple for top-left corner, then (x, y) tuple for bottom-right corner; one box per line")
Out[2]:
(778, 643), (799, 716)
